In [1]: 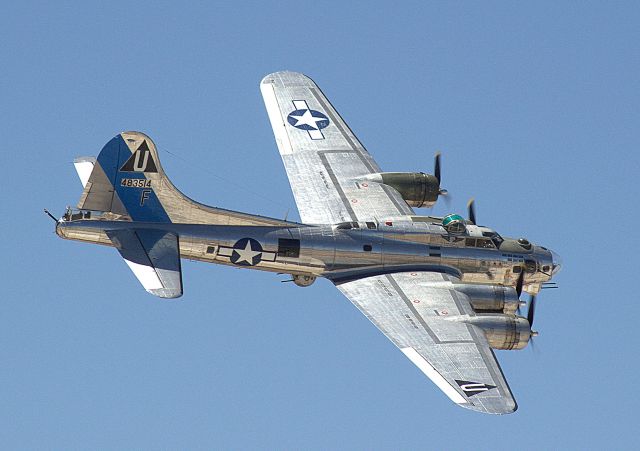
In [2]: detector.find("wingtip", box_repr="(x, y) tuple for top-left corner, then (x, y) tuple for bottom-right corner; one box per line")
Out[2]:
(148, 288), (183, 299)
(458, 399), (518, 415)
(260, 71), (316, 87)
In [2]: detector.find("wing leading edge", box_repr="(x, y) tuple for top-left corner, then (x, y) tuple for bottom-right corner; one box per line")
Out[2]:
(261, 71), (414, 224)
(335, 271), (517, 414)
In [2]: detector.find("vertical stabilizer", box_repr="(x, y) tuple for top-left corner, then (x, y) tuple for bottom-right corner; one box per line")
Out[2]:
(76, 131), (293, 226)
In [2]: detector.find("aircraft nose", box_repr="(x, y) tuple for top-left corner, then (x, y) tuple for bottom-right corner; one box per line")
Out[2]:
(550, 249), (562, 275)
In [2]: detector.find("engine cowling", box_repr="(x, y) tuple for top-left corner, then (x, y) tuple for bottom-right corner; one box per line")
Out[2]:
(454, 284), (520, 314)
(362, 172), (440, 207)
(464, 314), (532, 350)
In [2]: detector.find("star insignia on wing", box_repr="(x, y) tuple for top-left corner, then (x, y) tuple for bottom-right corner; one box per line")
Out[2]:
(287, 109), (330, 131)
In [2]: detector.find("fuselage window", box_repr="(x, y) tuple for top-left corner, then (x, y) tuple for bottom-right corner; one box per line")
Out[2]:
(525, 259), (537, 273)
(363, 244), (372, 252)
(476, 238), (495, 249)
(278, 238), (301, 258)
(483, 232), (504, 248)
(466, 238), (495, 249)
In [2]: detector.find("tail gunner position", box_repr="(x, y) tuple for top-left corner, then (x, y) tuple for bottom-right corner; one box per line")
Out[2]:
(51, 72), (561, 414)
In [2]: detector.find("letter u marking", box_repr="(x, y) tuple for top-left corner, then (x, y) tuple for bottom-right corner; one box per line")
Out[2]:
(133, 150), (149, 171)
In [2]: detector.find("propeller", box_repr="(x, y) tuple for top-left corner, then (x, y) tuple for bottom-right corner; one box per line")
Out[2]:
(513, 269), (540, 347)
(527, 294), (539, 348)
(515, 270), (526, 314)
(467, 198), (476, 225)
(432, 152), (450, 207)
(516, 269), (524, 298)
(527, 295), (537, 328)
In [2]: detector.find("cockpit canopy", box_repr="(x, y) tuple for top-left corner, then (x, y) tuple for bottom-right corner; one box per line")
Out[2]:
(481, 229), (504, 248)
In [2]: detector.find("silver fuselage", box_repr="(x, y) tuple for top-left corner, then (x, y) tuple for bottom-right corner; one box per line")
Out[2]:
(56, 214), (554, 293)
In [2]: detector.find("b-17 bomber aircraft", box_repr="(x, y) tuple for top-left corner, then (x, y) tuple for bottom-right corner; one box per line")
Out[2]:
(50, 71), (561, 414)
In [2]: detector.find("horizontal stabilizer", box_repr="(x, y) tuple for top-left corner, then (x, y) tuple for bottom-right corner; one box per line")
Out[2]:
(73, 157), (96, 188)
(107, 229), (183, 298)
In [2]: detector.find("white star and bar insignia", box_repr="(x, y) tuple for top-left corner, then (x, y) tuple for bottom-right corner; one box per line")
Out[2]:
(217, 238), (277, 266)
(286, 100), (330, 140)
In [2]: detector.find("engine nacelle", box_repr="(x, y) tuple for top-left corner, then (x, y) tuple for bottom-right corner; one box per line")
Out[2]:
(454, 284), (520, 315)
(464, 314), (532, 350)
(362, 172), (440, 207)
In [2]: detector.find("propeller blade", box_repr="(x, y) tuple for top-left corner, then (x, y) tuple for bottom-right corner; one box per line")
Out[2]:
(516, 270), (525, 297)
(467, 198), (476, 225)
(529, 328), (539, 352)
(527, 295), (537, 327)
(434, 152), (441, 185)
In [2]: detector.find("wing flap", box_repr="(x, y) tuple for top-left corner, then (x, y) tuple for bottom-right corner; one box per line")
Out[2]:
(107, 229), (183, 299)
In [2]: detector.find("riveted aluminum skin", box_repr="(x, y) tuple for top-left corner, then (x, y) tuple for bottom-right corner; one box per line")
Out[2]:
(52, 71), (563, 415)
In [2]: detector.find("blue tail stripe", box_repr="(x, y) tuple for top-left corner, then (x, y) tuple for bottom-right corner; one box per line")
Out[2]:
(96, 134), (171, 223)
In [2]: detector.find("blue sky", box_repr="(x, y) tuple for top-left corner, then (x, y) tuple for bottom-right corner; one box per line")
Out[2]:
(2, 1), (639, 449)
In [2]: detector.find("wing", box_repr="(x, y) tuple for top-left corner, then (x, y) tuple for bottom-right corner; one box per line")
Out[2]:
(335, 271), (517, 414)
(261, 71), (413, 224)
(106, 229), (183, 299)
